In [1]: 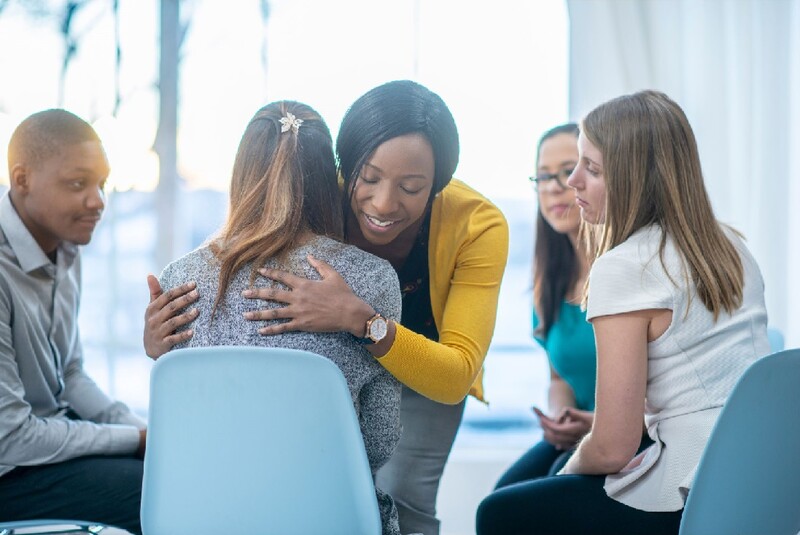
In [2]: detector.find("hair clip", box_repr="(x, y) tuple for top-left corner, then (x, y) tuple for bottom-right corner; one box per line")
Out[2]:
(279, 112), (303, 134)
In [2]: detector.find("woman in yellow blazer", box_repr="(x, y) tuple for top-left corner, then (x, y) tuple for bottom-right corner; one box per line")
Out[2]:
(361, 177), (508, 405)
(144, 80), (509, 535)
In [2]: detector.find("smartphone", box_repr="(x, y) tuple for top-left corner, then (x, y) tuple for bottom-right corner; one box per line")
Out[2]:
(531, 406), (552, 422)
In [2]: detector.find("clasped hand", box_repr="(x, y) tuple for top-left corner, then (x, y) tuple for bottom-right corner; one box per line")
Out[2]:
(533, 406), (594, 451)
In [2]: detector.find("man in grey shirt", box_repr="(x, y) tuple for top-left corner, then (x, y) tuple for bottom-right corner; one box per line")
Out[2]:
(0, 110), (145, 534)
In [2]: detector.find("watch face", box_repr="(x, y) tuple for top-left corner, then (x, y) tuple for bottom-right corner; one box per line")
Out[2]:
(369, 316), (388, 341)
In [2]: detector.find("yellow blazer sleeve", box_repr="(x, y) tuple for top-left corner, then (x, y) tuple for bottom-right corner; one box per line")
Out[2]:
(377, 180), (509, 404)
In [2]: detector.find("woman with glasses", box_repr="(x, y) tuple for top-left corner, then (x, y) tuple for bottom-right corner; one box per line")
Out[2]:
(144, 81), (509, 535)
(476, 91), (769, 535)
(495, 123), (597, 490)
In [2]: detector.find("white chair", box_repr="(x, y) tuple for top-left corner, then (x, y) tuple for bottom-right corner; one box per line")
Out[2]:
(140, 346), (382, 535)
(679, 348), (800, 534)
(0, 521), (104, 534)
(767, 327), (785, 352)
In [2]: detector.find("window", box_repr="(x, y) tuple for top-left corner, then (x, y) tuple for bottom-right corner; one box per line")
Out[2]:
(0, 0), (569, 449)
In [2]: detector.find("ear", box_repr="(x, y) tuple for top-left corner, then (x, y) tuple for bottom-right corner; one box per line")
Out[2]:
(9, 163), (30, 195)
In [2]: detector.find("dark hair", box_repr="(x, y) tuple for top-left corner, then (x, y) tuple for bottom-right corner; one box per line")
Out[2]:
(7, 109), (101, 174)
(211, 100), (340, 313)
(533, 123), (579, 339)
(336, 80), (460, 219)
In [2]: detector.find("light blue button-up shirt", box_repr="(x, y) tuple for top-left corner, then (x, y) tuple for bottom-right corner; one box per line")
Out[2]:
(0, 192), (143, 477)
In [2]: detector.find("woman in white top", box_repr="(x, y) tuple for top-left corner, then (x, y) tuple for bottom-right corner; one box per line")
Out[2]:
(476, 90), (769, 535)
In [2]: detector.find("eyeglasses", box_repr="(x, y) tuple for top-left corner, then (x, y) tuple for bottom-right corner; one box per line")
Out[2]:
(528, 168), (573, 191)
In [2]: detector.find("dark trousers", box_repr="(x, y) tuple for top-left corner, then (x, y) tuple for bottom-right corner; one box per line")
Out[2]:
(478, 435), (677, 535)
(476, 473), (683, 535)
(495, 440), (573, 489)
(496, 435), (655, 490)
(0, 455), (143, 535)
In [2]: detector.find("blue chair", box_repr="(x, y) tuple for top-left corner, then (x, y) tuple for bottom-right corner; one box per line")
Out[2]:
(679, 348), (800, 535)
(140, 346), (382, 535)
(767, 327), (785, 352)
(0, 521), (104, 534)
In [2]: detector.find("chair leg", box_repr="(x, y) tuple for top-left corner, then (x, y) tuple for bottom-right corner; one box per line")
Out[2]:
(0, 527), (104, 535)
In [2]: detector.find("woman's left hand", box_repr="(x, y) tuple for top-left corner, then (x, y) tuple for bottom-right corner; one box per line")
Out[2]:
(242, 255), (374, 336)
(540, 408), (594, 450)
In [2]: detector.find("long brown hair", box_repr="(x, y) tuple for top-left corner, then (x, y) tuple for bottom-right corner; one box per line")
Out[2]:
(210, 101), (341, 313)
(582, 90), (743, 319)
(532, 123), (580, 338)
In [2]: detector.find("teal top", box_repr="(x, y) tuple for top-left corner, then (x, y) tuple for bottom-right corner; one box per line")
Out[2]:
(533, 301), (597, 411)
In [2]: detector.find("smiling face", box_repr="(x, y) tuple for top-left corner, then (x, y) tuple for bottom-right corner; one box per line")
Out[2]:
(536, 132), (581, 239)
(349, 133), (435, 246)
(11, 140), (109, 253)
(567, 132), (607, 225)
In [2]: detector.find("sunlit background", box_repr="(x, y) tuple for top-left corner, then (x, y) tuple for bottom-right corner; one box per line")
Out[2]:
(0, 0), (568, 394)
(2, 1), (799, 533)
(0, 0), (568, 197)
(0, 4), (567, 531)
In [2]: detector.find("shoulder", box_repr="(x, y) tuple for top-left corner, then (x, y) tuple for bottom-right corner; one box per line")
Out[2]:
(720, 225), (756, 266)
(430, 180), (509, 263)
(719, 225), (764, 288)
(0, 224), (17, 303)
(160, 245), (215, 286)
(589, 252), (633, 296)
(305, 236), (396, 283)
(309, 237), (401, 320)
(433, 179), (508, 231)
(592, 226), (672, 280)
(602, 225), (662, 261)
(162, 245), (213, 272)
(587, 227), (673, 319)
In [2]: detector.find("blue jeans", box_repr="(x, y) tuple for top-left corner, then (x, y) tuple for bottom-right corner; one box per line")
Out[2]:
(376, 386), (466, 535)
(0, 455), (143, 534)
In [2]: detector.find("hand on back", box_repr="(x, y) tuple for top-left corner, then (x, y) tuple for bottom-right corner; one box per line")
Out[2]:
(143, 274), (199, 359)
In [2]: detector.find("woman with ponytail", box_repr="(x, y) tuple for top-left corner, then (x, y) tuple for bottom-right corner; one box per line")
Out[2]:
(145, 82), (509, 535)
(153, 101), (403, 535)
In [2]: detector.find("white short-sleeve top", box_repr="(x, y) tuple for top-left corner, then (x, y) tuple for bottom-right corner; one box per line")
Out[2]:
(586, 224), (770, 512)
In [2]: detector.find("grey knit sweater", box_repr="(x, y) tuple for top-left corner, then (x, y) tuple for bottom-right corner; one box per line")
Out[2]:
(160, 235), (402, 534)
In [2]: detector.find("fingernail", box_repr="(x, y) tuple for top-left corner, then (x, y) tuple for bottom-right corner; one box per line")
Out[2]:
(243, 312), (253, 319)
(190, 290), (199, 298)
(242, 289), (253, 297)
(258, 268), (267, 274)
(258, 328), (268, 335)
(188, 281), (196, 288)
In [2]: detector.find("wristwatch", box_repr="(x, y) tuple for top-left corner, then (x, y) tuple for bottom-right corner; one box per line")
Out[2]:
(355, 313), (388, 345)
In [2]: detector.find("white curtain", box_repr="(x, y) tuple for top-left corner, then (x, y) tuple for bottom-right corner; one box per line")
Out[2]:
(567, 0), (800, 347)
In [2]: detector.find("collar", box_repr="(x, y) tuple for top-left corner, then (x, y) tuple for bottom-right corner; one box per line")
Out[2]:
(0, 192), (78, 273)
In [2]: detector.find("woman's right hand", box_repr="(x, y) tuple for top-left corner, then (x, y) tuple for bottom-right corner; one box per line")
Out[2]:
(243, 255), (375, 337)
(143, 274), (199, 359)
